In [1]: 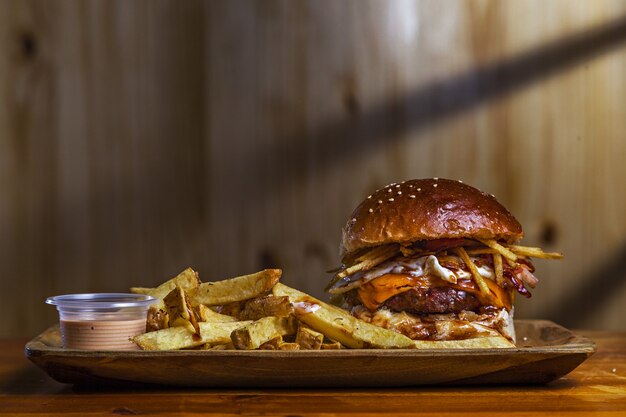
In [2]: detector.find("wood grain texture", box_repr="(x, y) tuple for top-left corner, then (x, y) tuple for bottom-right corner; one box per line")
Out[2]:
(1, 1), (626, 337)
(2, 329), (625, 416)
(24, 320), (595, 387)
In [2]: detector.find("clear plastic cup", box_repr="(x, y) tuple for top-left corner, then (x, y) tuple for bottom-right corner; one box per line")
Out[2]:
(46, 293), (156, 350)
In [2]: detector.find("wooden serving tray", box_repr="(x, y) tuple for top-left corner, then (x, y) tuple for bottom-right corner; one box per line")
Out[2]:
(25, 320), (595, 387)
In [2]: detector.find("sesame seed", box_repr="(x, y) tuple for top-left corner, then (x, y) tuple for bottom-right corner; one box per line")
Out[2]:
(388, 189), (392, 193)
(612, 368), (617, 373)
(397, 191), (402, 195)
(417, 188), (421, 192)
(388, 198), (394, 202)
(409, 195), (416, 198)
(378, 200), (383, 204)
(352, 218), (356, 222)
(434, 177), (439, 180)
(433, 184), (438, 188)
(395, 184), (400, 188)
(458, 179), (463, 183)
(368, 208), (373, 213)
(367, 195), (372, 199)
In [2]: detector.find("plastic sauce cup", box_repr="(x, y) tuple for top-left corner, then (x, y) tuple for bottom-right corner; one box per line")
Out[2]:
(46, 293), (156, 350)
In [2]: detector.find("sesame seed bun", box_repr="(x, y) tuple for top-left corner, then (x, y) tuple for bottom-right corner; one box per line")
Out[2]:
(341, 178), (523, 256)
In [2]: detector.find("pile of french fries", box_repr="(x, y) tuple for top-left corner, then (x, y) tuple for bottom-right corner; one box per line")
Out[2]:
(131, 268), (415, 350)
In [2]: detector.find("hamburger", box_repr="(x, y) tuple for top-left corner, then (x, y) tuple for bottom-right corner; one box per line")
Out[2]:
(326, 178), (563, 348)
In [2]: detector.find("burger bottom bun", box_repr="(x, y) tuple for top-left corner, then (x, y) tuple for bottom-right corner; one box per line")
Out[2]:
(412, 335), (514, 349)
(352, 305), (516, 347)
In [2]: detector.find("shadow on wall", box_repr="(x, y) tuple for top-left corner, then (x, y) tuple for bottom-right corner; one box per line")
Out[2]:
(242, 13), (626, 199)
(543, 241), (626, 328)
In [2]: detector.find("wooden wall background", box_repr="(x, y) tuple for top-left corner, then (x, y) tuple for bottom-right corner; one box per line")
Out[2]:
(1, 0), (626, 337)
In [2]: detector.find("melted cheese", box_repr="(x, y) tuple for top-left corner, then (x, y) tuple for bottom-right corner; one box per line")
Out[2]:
(358, 274), (433, 310)
(358, 273), (512, 311)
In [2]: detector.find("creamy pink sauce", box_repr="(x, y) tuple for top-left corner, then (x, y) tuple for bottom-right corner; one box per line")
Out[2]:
(60, 318), (146, 350)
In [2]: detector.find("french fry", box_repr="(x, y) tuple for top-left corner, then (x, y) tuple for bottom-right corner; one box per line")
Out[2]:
(465, 248), (497, 256)
(216, 301), (244, 318)
(130, 268), (200, 300)
(454, 247), (490, 296)
(326, 245), (400, 291)
(259, 336), (283, 350)
(205, 343), (235, 351)
(477, 239), (518, 262)
(400, 245), (422, 257)
(295, 326), (324, 350)
(321, 341), (344, 350)
(354, 244), (396, 263)
(272, 283), (415, 349)
(505, 257), (517, 268)
(278, 343), (300, 350)
(163, 286), (200, 335)
(507, 244), (564, 259)
(493, 253), (505, 286)
(239, 295), (293, 321)
(195, 304), (237, 323)
(230, 316), (297, 350)
(190, 269), (281, 306)
(336, 245), (399, 279)
(129, 287), (151, 295)
(133, 321), (251, 350)
(146, 306), (169, 332)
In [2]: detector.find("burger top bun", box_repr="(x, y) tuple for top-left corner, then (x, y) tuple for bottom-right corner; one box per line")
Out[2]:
(341, 178), (523, 256)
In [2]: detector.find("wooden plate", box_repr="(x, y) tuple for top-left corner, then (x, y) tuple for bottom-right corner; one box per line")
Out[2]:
(25, 320), (595, 387)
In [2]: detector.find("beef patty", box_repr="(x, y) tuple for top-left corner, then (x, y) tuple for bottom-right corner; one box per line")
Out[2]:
(345, 287), (481, 314)
(384, 287), (481, 314)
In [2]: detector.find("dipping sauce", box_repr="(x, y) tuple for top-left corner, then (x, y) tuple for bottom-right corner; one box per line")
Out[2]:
(60, 318), (147, 350)
(46, 293), (155, 350)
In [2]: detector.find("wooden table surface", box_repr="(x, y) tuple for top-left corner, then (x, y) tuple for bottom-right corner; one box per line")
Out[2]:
(2, 330), (625, 416)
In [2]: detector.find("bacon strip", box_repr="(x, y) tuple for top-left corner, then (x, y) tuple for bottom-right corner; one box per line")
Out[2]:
(504, 270), (531, 298)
